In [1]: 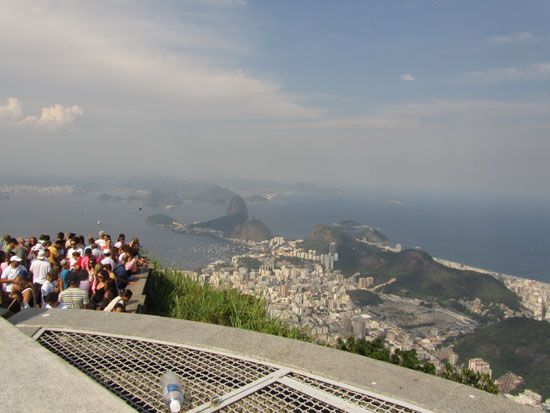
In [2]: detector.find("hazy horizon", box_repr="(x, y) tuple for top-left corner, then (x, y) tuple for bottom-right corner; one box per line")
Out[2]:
(1, 1), (549, 195)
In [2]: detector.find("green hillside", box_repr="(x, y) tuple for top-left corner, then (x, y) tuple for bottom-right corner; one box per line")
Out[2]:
(334, 220), (389, 245)
(301, 225), (520, 311)
(358, 227), (389, 245)
(452, 317), (550, 398)
(146, 213), (175, 226)
(301, 224), (387, 275)
(381, 250), (520, 310)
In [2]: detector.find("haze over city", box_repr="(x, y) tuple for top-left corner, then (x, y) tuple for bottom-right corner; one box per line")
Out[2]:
(1, 0), (549, 194)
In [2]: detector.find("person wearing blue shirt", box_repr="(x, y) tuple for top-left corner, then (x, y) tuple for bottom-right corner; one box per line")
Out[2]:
(59, 260), (71, 290)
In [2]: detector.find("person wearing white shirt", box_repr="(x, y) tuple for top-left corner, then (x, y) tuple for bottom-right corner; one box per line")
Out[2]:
(0, 257), (28, 293)
(95, 231), (107, 249)
(44, 291), (68, 309)
(30, 250), (51, 285)
(101, 250), (116, 269)
(66, 245), (83, 260)
(30, 250), (52, 307)
(40, 273), (58, 307)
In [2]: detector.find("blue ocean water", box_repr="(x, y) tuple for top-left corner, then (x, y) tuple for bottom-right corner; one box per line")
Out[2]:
(0, 191), (548, 282)
(250, 192), (550, 282)
(0, 193), (237, 269)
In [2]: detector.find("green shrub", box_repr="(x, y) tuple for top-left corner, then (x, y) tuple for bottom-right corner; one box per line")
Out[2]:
(145, 266), (310, 341)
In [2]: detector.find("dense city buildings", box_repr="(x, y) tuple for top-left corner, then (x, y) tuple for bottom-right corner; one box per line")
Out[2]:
(174, 233), (549, 409)
(185, 235), (544, 367)
(434, 257), (550, 322)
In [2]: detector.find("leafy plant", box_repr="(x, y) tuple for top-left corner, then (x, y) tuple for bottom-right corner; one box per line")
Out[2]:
(145, 266), (310, 340)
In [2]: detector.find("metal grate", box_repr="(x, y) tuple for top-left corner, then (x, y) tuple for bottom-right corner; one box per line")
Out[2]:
(218, 382), (344, 413)
(37, 329), (276, 412)
(290, 374), (419, 413)
(35, 329), (430, 413)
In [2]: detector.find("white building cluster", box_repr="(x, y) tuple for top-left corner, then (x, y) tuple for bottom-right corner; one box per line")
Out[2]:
(193, 237), (475, 368)
(496, 274), (550, 321)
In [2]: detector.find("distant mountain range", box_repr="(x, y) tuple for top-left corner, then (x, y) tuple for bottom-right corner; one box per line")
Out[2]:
(301, 224), (521, 312)
(143, 190), (183, 207)
(184, 185), (236, 204)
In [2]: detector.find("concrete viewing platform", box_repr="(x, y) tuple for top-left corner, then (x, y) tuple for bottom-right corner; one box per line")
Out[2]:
(3, 308), (533, 413)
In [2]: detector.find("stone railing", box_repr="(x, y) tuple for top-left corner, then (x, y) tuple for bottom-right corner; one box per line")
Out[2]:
(125, 266), (151, 313)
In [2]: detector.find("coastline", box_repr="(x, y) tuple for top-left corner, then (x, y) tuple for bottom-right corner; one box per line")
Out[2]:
(434, 257), (550, 321)
(433, 256), (549, 286)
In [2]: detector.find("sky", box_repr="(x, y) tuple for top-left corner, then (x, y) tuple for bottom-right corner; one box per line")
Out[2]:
(0, 0), (549, 195)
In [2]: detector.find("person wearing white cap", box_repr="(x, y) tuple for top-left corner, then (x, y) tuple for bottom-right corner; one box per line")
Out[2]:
(0, 256), (28, 293)
(100, 249), (116, 269)
(29, 249), (52, 307)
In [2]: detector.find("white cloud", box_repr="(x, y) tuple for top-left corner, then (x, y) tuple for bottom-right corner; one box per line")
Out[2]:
(489, 32), (536, 45)
(466, 62), (550, 82)
(21, 104), (83, 128)
(0, 98), (23, 120)
(1, 2), (548, 193)
(0, 98), (82, 129)
(0, 1), (316, 124)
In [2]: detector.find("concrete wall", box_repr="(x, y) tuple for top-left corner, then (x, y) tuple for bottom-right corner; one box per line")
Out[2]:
(0, 317), (134, 413)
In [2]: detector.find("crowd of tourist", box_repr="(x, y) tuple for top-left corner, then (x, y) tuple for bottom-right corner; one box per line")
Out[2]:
(0, 231), (146, 313)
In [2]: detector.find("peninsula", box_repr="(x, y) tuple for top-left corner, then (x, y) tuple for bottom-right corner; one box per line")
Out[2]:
(147, 195), (273, 242)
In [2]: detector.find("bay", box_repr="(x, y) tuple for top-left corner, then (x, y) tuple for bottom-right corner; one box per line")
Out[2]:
(0, 191), (548, 282)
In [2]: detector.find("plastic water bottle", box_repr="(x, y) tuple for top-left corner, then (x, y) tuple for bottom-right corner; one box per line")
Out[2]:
(161, 371), (186, 412)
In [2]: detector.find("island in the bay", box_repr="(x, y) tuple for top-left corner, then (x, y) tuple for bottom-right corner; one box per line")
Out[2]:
(147, 195), (273, 242)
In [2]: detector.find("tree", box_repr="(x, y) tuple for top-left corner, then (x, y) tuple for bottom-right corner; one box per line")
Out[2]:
(438, 363), (498, 394)
(337, 339), (498, 395)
